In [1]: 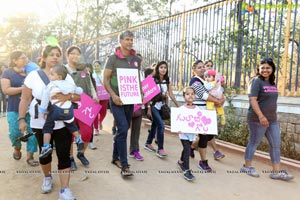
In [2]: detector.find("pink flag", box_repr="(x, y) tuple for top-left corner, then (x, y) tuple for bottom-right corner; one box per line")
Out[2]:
(74, 93), (102, 126)
(141, 76), (160, 104)
(133, 76), (160, 112)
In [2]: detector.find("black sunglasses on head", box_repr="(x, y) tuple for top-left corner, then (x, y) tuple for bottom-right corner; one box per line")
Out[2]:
(261, 58), (273, 63)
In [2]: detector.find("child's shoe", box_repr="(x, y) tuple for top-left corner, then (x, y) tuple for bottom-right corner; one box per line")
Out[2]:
(183, 170), (195, 181)
(39, 144), (52, 159)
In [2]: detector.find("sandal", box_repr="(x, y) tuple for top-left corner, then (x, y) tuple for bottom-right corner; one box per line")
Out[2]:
(111, 159), (122, 169)
(26, 158), (39, 167)
(13, 152), (22, 160)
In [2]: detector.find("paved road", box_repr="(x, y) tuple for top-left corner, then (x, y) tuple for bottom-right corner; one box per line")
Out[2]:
(0, 113), (298, 200)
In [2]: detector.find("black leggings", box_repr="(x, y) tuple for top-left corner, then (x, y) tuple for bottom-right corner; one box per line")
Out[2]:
(33, 127), (72, 170)
(180, 140), (192, 170)
(198, 134), (214, 148)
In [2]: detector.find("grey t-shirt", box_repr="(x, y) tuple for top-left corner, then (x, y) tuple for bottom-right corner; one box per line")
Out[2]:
(247, 77), (278, 121)
(105, 52), (141, 95)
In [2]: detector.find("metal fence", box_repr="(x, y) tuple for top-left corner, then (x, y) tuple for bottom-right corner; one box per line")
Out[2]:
(34, 0), (300, 96)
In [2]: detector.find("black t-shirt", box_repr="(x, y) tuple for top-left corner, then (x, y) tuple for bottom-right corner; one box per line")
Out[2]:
(247, 77), (278, 121)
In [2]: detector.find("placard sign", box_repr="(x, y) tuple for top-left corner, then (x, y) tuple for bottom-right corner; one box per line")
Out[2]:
(117, 68), (142, 105)
(74, 93), (102, 126)
(141, 76), (160, 103)
(171, 107), (218, 135)
(133, 76), (160, 111)
(97, 85), (109, 100)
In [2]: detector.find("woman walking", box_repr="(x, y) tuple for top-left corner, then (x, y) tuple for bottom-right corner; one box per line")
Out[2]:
(144, 61), (179, 158)
(19, 45), (77, 199)
(1, 51), (38, 166)
(241, 58), (293, 181)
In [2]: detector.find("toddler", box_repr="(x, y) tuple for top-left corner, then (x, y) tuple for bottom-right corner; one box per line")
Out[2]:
(177, 86), (197, 181)
(39, 65), (84, 158)
(204, 69), (225, 125)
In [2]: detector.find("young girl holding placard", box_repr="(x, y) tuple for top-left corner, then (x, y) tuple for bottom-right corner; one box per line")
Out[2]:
(177, 86), (197, 181)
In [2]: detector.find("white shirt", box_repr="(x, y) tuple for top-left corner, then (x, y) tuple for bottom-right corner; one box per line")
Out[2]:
(24, 70), (75, 129)
(92, 72), (103, 87)
(153, 80), (168, 110)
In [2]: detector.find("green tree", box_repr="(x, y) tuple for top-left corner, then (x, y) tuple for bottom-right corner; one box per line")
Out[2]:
(0, 14), (41, 54)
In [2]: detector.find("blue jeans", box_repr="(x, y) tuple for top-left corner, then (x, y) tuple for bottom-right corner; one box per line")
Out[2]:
(146, 106), (165, 150)
(7, 112), (37, 153)
(245, 121), (281, 164)
(110, 99), (133, 167)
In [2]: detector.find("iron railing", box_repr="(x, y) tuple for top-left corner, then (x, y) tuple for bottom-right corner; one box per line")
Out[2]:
(32, 0), (300, 96)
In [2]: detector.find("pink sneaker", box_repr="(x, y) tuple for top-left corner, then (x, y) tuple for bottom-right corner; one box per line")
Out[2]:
(156, 149), (167, 158)
(129, 150), (144, 161)
(94, 129), (100, 136)
(144, 144), (156, 152)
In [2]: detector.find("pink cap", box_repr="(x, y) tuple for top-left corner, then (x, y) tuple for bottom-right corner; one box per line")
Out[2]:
(205, 69), (216, 76)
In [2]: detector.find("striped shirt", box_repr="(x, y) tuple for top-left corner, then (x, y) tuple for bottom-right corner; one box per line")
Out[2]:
(189, 76), (209, 106)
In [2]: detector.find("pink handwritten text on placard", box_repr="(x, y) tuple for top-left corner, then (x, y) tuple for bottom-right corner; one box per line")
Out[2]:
(171, 108), (218, 135)
(176, 111), (212, 132)
(74, 93), (102, 126)
(97, 85), (109, 100)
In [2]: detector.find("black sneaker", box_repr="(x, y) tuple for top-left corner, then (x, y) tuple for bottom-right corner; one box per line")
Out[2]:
(75, 136), (84, 151)
(121, 166), (133, 176)
(183, 170), (195, 181)
(39, 145), (52, 159)
(177, 160), (185, 172)
(77, 152), (90, 166)
(70, 157), (77, 171)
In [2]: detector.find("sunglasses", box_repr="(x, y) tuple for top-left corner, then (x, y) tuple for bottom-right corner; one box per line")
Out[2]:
(261, 58), (273, 63)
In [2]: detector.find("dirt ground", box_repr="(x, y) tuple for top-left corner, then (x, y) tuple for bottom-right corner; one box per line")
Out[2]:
(0, 113), (299, 200)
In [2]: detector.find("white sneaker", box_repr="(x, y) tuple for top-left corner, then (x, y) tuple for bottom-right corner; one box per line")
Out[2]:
(89, 142), (97, 150)
(93, 129), (100, 136)
(59, 187), (76, 200)
(41, 176), (53, 194)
